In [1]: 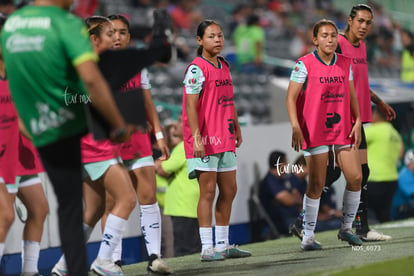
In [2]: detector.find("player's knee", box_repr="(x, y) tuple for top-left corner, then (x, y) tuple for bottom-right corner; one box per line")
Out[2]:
(201, 187), (216, 202)
(224, 183), (237, 199)
(124, 193), (137, 213)
(3, 209), (15, 229)
(29, 201), (49, 222)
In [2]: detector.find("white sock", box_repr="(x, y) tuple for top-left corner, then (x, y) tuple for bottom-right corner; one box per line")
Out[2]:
(140, 203), (161, 257)
(302, 195), (320, 242)
(97, 214), (128, 261)
(199, 227), (213, 253)
(341, 189), (361, 230)
(57, 223), (94, 266)
(0, 242), (4, 263)
(21, 240), (40, 273)
(214, 225), (229, 251)
(112, 237), (123, 262)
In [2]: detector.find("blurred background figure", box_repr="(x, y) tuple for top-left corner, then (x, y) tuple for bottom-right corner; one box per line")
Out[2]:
(155, 115), (201, 257)
(365, 107), (403, 223)
(392, 149), (414, 220)
(153, 124), (178, 259)
(228, 4), (251, 37)
(400, 28), (414, 83)
(0, 0), (15, 15)
(259, 151), (302, 236)
(232, 14), (265, 73)
(169, 0), (203, 32)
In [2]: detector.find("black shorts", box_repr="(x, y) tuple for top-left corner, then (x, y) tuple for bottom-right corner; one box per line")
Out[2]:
(359, 124), (367, 150)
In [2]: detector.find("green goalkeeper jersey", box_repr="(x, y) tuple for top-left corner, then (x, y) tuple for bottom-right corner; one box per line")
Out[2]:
(1, 5), (97, 147)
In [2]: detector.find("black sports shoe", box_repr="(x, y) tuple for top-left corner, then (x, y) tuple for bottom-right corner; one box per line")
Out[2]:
(147, 254), (173, 275)
(289, 221), (303, 240)
(289, 211), (304, 240)
(114, 260), (123, 269)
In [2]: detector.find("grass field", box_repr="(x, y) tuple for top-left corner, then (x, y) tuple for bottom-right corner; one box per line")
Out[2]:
(120, 219), (414, 276)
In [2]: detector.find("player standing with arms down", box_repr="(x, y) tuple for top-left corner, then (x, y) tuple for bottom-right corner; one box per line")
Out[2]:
(289, 4), (396, 242)
(183, 19), (251, 261)
(337, 4), (395, 241)
(286, 19), (363, 250)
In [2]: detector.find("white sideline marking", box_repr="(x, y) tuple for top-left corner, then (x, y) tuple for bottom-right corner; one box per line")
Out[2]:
(375, 221), (414, 229)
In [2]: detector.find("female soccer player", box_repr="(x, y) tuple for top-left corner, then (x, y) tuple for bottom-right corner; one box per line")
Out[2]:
(286, 19), (363, 250)
(1, 14), (48, 276)
(7, 136), (49, 276)
(0, 72), (18, 267)
(289, 4), (396, 242)
(183, 19), (251, 261)
(337, 4), (395, 241)
(102, 14), (172, 274)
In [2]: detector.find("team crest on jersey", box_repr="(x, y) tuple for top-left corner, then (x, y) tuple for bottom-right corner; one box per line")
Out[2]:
(201, 156), (210, 163)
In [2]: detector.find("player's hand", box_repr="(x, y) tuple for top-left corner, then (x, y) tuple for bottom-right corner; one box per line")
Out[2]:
(349, 120), (361, 149)
(157, 138), (170, 161)
(378, 101), (396, 121)
(291, 126), (304, 152)
(110, 124), (135, 143)
(235, 127), (243, 148)
(138, 121), (152, 134)
(193, 134), (205, 158)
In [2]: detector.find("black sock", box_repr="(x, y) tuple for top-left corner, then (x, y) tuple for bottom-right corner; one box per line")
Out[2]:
(357, 164), (370, 234)
(324, 154), (341, 191)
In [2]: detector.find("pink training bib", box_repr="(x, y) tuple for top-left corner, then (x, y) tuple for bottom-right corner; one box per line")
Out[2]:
(296, 53), (353, 149)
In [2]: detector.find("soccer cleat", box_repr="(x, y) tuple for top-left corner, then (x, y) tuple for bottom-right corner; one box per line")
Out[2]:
(338, 229), (363, 245)
(357, 229), (392, 242)
(114, 260), (122, 269)
(51, 261), (68, 276)
(91, 257), (124, 276)
(301, 238), (322, 251)
(289, 221), (303, 241)
(147, 254), (173, 275)
(200, 248), (225, 262)
(216, 245), (252, 258)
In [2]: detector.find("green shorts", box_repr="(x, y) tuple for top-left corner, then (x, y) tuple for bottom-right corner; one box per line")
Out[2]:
(6, 174), (41, 194)
(123, 156), (154, 171)
(187, 151), (237, 179)
(82, 157), (122, 181)
(303, 144), (351, 156)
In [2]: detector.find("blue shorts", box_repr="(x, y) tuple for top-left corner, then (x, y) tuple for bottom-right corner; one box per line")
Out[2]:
(187, 151), (237, 179)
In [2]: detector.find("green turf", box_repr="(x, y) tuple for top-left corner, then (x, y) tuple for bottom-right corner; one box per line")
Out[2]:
(320, 256), (414, 276)
(118, 219), (414, 275)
